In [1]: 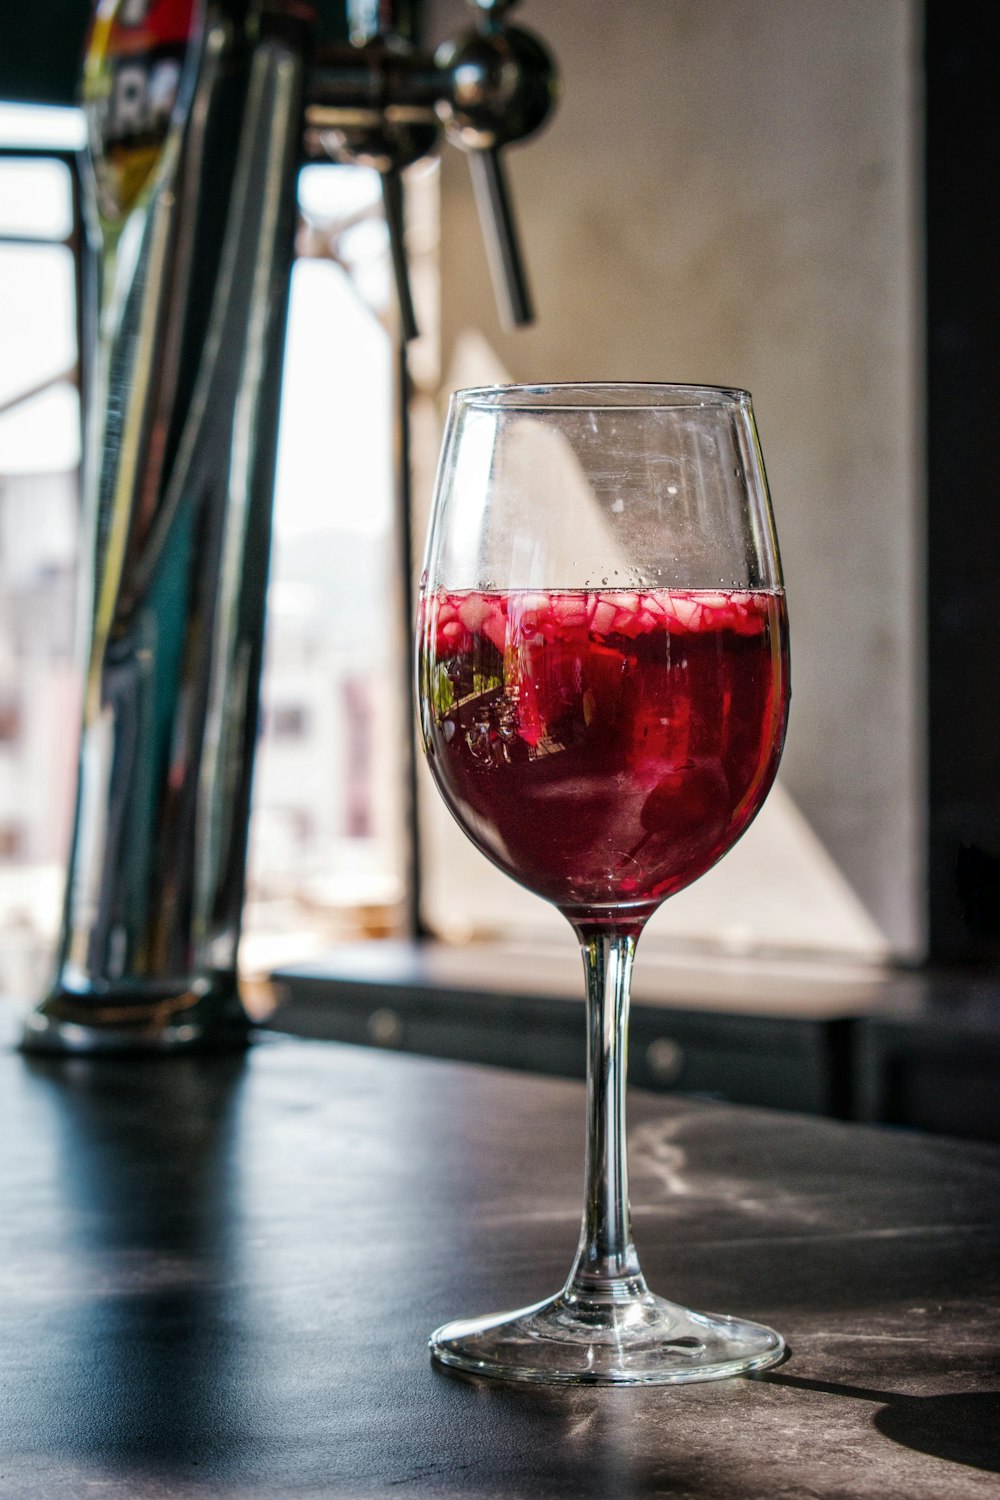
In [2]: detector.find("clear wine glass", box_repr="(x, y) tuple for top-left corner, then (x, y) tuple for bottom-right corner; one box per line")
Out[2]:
(416, 383), (790, 1384)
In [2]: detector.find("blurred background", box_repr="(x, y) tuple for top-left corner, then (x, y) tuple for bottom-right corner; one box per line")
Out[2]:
(0, 1), (996, 1133)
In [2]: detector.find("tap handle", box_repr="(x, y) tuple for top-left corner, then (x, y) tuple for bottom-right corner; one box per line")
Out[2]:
(380, 165), (420, 342)
(306, 0), (557, 334)
(467, 147), (532, 328)
(435, 17), (557, 329)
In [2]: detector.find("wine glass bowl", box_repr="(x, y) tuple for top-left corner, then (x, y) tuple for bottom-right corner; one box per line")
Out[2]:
(416, 383), (790, 1384)
(420, 584), (786, 926)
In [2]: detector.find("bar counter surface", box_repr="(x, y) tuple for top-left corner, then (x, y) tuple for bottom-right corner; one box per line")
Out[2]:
(2, 1016), (999, 1498)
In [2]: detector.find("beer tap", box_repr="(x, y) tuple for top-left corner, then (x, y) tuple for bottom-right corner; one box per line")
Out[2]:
(305, 0), (557, 334)
(21, 0), (558, 1053)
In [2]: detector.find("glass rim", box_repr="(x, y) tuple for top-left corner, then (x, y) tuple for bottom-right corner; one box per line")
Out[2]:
(449, 381), (752, 412)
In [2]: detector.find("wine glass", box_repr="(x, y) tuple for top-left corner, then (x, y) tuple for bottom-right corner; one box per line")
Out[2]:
(416, 383), (790, 1384)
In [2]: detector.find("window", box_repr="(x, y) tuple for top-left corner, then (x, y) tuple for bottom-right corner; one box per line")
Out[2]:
(0, 105), (84, 1000)
(241, 162), (432, 977)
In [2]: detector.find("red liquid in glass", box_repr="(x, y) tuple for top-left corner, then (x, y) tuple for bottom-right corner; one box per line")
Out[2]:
(418, 588), (789, 922)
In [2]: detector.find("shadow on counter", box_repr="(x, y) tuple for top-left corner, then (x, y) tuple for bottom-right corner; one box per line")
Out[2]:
(13, 1051), (255, 1476)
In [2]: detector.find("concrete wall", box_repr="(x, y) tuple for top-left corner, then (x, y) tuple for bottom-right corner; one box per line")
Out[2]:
(426, 0), (924, 957)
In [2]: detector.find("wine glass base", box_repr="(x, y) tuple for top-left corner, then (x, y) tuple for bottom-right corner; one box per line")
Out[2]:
(430, 1289), (784, 1386)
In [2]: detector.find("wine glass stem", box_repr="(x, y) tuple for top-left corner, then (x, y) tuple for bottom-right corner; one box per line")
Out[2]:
(566, 926), (646, 1301)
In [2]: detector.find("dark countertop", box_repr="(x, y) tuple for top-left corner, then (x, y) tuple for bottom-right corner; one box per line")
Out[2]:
(2, 1018), (1000, 1498)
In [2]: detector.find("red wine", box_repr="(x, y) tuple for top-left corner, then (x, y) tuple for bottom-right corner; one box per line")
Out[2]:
(418, 588), (789, 923)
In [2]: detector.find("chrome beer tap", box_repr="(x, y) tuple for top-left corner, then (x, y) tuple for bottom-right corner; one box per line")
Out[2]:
(305, 0), (556, 332)
(22, 0), (557, 1052)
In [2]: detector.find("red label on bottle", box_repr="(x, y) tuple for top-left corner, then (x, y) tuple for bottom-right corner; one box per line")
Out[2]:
(84, 0), (199, 224)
